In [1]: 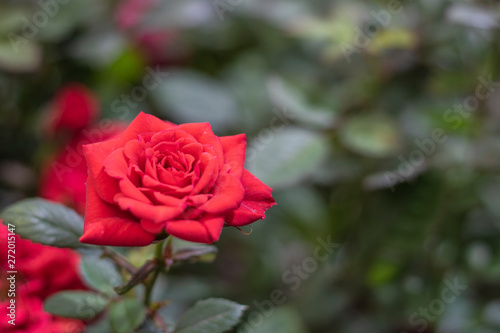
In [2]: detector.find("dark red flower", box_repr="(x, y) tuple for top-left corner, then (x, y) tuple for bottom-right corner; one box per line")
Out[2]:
(80, 112), (276, 246)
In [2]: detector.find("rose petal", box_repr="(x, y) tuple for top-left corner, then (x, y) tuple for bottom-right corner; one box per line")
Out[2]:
(187, 194), (212, 206)
(150, 191), (186, 206)
(141, 219), (165, 234)
(83, 176), (135, 222)
(144, 158), (158, 180)
(83, 138), (123, 203)
(191, 153), (218, 194)
(118, 112), (175, 143)
(80, 177), (155, 246)
(150, 129), (193, 146)
(199, 171), (245, 214)
(157, 167), (177, 186)
(119, 177), (152, 203)
(219, 133), (246, 178)
(225, 170), (277, 226)
(103, 148), (128, 179)
(142, 175), (193, 195)
(153, 141), (179, 153)
(80, 217), (156, 246)
(177, 123), (224, 169)
(123, 138), (145, 163)
(115, 194), (186, 223)
(181, 142), (203, 160)
(165, 215), (224, 243)
(103, 148), (151, 203)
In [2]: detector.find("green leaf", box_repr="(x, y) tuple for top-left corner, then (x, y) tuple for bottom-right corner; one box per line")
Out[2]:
(0, 198), (86, 248)
(267, 77), (336, 129)
(339, 115), (401, 158)
(367, 261), (399, 286)
(175, 298), (247, 333)
(44, 291), (108, 320)
(70, 30), (128, 69)
(36, 0), (99, 42)
(80, 254), (124, 296)
(246, 307), (309, 333)
(366, 29), (416, 55)
(0, 38), (41, 73)
(85, 314), (113, 333)
(152, 70), (239, 132)
(0, 8), (30, 33)
(246, 127), (329, 188)
(109, 299), (147, 333)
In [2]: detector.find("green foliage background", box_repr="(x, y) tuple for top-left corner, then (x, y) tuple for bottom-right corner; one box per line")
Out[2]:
(1, 0), (500, 332)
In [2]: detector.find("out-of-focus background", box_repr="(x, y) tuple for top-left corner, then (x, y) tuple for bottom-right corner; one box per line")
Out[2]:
(1, 0), (500, 332)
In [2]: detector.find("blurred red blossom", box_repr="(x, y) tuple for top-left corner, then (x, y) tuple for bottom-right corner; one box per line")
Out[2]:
(115, 0), (186, 65)
(40, 124), (126, 214)
(0, 223), (86, 333)
(44, 84), (99, 136)
(116, 0), (159, 30)
(40, 84), (126, 214)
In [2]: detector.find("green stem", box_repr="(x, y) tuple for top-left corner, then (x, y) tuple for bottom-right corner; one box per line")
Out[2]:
(155, 238), (165, 260)
(144, 239), (168, 306)
(114, 260), (155, 295)
(101, 246), (137, 274)
(144, 268), (160, 306)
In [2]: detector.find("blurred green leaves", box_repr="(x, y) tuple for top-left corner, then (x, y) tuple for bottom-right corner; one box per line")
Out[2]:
(339, 114), (401, 158)
(152, 70), (239, 132)
(109, 299), (147, 333)
(80, 254), (124, 296)
(175, 298), (247, 333)
(0, 39), (41, 73)
(249, 307), (309, 333)
(0, 7), (40, 73)
(246, 127), (329, 188)
(267, 77), (336, 129)
(44, 291), (108, 320)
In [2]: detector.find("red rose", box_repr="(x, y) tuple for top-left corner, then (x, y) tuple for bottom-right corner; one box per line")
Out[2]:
(80, 112), (276, 246)
(44, 84), (99, 135)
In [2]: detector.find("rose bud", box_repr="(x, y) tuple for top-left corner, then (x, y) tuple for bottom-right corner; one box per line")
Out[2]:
(80, 112), (276, 246)
(44, 84), (99, 136)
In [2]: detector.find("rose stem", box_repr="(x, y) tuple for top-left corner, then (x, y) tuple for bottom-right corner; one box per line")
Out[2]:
(148, 309), (172, 333)
(144, 238), (167, 306)
(101, 246), (137, 274)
